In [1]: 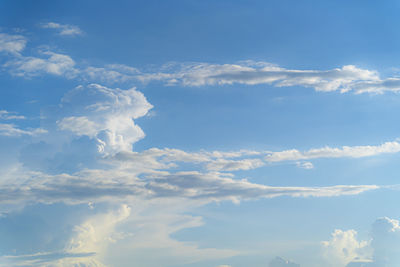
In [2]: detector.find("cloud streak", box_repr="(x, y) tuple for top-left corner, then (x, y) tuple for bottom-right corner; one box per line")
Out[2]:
(41, 22), (83, 36)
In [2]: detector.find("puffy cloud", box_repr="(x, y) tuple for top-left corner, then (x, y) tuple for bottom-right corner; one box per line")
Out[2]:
(5, 51), (77, 77)
(322, 229), (371, 266)
(269, 256), (300, 267)
(0, 33), (26, 54)
(296, 161), (314, 169)
(57, 84), (153, 154)
(325, 217), (400, 267)
(41, 22), (83, 36)
(265, 141), (400, 162)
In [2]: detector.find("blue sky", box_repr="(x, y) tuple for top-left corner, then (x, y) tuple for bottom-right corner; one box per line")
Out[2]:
(2, 1), (400, 266)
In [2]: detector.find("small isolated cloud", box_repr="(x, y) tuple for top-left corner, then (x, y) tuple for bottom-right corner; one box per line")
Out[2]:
(296, 161), (314, 169)
(269, 256), (300, 267)
(41, 22), (83, 36)
(0, 33), (26, 54)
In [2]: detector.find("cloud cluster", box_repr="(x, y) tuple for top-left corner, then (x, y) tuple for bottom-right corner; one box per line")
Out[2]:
(4, 30), (400, 95)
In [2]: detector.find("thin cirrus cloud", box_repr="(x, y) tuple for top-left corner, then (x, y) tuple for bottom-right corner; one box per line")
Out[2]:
(41, 22), (83, 36)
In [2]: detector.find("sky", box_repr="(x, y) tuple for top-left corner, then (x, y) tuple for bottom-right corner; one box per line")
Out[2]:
(2, 0), (400, 266)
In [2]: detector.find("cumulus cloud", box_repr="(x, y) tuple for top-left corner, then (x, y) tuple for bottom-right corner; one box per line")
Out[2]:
(0, 33), (26, 54)
(324, 217), (400, 267)
(5, 51), (77, 77)
(41, 22), (83, 36)
(57, 84), (153, 154)
(322, 229), (371, 266)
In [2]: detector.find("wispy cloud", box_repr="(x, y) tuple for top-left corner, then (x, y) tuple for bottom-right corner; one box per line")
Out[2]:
(0, 123), (47, 137)
(0, 110), (25, 120)
(0, 33), (26, 54)
(265, 141), (400, 162)
(4, 50), (77, 78)
(41, 22), (83, 36)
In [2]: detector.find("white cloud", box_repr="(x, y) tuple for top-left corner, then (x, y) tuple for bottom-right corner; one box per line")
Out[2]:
(324, 217), (400, 267)
(136, 61), (380, 92)
(57, 84), (153, 154)
(265, 141), (400, 162)
(0, 110), (25, 120)
(0, 33), (26, 54)
(41, 22), (83, 36)
(296, 161), (314, 169)
(0, 123), (47, 137)
(0, 167), (379, 206)
(133, 61), (400, 94)
(83, 64), (140, 84)
(322, 229), (371, 266)
(5, 51), (77, 77)
(206, 158), (265, 171)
